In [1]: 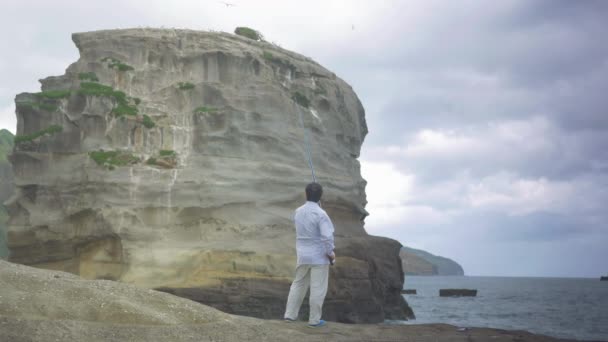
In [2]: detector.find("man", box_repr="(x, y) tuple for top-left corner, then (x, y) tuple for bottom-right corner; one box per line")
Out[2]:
(283, 182), (335, 328)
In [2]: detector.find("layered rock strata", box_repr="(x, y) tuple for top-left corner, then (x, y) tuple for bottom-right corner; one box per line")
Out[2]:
(6, 28), (411, 322)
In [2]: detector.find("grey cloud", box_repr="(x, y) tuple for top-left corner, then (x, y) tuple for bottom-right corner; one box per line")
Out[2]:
(1, 0), (606, 277)
(366, 207), (608, 277)
(459, 210), (592, 243)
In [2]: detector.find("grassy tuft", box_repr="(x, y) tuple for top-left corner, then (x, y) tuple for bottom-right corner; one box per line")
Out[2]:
(89, 150), (139, 168)
(292, 92), (310, 108)
(178, 82), (195, 90)
(142, 114), (155, 129)
(113, 91), (128, 104)
(235, 27), (263, 41)
(112, 103), (138, 116)
(102, 57), (134, 72)
(262, 51), (276, 61)
(78, 82), (115, 97)
(78, 82), (138, 117)
(159, 150), (176, 157)
(112, 63), (134, 71)
(78, 72), (99, 82)
(14, 125), (63, 144)
(35, 90), (71, 100)
(193, 106), (218, 114)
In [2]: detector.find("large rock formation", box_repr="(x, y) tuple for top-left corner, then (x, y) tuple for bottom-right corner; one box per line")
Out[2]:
(6, 28), (412, 322)
(400, 246), (464, 276)
(0, 129), (14, 259)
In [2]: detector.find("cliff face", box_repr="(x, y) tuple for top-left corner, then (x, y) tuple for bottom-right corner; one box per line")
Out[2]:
(400, 249), (437, 276)
(0, 129), (14, 259)
(6, 29), (412, 322)
(400, 246), (464, 276)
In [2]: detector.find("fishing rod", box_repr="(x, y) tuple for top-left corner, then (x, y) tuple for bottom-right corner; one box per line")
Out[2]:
(295, 101), (334, 265)
(295, 104), (317, 184)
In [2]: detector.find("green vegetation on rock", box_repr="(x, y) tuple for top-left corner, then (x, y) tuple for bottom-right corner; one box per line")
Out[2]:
(78, 72), (99, 82)
(89, 150), (139, 169)
(159, 150), (176, 157)
(112, 102), (138, 117)
(78, 82), (138, 117)
(14, 125), (63, 144)
(101, 57), (134, 72)
(78, 82), (116, 97)
(34, 90), (71, 100)
(194, 106), (218, 114)
(142, 115), (155, 129)
(235, 27), (263, 41)
(262, 51), (277, 62)
(178, 82), (195, 90)
(292, 92), (310, 108)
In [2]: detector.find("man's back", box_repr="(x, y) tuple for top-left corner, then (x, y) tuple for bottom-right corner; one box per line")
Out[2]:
(284, 183), (334, 327)
(294, 201), (335, 265)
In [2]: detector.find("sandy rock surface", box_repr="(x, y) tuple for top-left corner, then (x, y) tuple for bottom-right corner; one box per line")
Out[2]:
(0, 260), (582, 342)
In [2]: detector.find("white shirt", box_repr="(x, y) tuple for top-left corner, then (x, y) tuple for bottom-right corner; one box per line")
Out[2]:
(294, 201), (335, 265)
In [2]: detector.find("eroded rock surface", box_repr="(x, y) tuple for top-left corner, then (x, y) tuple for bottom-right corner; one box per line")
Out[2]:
(0, 260), (578, 342)
(6, 28), (411, 322)
(0, 129), (14, 258)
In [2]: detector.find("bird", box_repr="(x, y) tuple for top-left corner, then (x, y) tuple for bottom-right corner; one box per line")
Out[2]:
(219, 1), (236, 7)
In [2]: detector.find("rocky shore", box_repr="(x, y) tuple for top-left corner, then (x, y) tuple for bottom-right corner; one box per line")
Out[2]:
(0, 260), (586, 342)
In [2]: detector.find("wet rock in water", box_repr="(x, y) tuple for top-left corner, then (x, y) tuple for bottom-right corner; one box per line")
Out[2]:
(440, 289), (478, 297)
(401, 289), (417, 294)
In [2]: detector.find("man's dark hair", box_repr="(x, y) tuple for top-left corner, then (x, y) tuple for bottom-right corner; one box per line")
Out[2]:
(305, 182), (323, 202)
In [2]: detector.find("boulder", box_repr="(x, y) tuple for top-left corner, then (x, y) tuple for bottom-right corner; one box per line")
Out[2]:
(6, 28), (412, 322)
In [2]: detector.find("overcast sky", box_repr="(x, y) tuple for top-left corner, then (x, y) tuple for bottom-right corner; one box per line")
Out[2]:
(1, 0), (606, 277)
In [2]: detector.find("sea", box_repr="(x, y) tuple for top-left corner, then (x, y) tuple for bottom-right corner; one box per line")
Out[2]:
(396, 276), (608, 341)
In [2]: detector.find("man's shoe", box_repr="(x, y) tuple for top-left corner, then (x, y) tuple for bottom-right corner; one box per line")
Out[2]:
(284, 317), (296, 323)
(308, 320), (326, 328)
